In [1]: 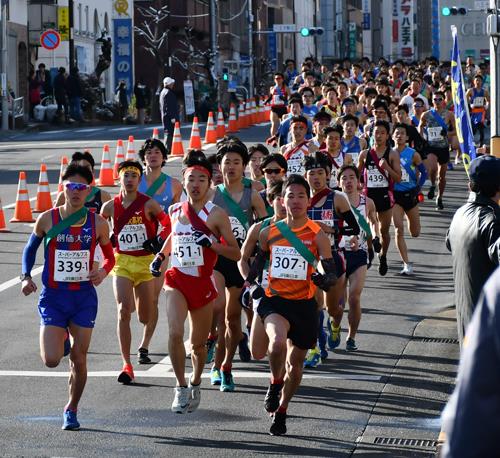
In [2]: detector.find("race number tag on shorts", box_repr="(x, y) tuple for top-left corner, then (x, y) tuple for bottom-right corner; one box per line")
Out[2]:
(54, 249), (90, 282)
(348, 152), (359, 165)
(229, 216), (246, 245)
(118, 224), (147, 252)
(287, 153), (305, 176)
(171, 235), (203, 268)
(271, 246), (308, 281)
(473, 97), (484, 108)
(367, 168), (388, 188)
(427, 127), (442, 142)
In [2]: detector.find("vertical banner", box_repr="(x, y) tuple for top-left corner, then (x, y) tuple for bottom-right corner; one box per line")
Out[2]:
(431, 0), (440, 59)
(183, 80), (195, 116)
(268, 32), (277, 71)
(362, 0), (372, 59)
(391, 0), (399, 60)
(450, 26), (476, 175)
(113, 18), (133, 98)
(399, 0), (414, 60)
(57, 6), (69, 41)
(348, 23), (357, 60)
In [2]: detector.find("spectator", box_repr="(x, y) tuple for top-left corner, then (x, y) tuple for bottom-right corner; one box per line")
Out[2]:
(134, 78), (150, 125)
(28, 69), (42, 119)
(53, 67), (69, 123)
(35, 63), (52, 100)
(66, 67), (83, 122)
(446, 155), (500, 346)
(116, 80), (129, 122)
(159, 77), (179, 154)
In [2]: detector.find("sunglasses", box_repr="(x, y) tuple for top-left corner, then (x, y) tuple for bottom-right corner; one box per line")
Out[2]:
(433, 98), (443, 102)
(65, 182), (90, 191)
(263, 168), (284, 175)
(414, 104), (423, 108)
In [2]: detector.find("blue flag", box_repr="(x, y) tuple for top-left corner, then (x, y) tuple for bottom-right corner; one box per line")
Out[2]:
(450, 25), (476, 176)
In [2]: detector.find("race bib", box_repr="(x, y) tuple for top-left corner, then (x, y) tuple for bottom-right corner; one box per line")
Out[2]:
(272, 95), (284, 106)
(367, 168), (388, 188)
(229, 216), (247, 245)
(118, 224), (147, 252)
(329, 169), (339, 188)
(54, 249), (90, 282)
(271, 246), (308, 281)
(261, 268), (270, 289)
(287, 153), (305, 176)
(472, 97), (484, 108)
(171, 235), (204, 268)
(348, 152), (359, 165)
(401, 167), (410, 183)
(427, 127), (442, 142)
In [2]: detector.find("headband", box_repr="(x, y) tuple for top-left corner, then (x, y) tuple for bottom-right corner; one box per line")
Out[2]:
(119, 166), (141, 176)
(304, 160), (330, 172)
(183, 165), (211, 177)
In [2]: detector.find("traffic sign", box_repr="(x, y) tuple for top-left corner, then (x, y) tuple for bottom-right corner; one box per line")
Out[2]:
(273, 24), (296, 33)
(40, 29), (61, 50)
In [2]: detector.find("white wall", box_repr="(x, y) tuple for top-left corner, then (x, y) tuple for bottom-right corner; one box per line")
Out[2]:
(8, 0), (27, 26)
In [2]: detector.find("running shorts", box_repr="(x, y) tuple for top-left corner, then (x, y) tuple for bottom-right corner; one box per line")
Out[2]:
(394, 188), (418, 211)
(271, 106), (288, 119)
(214, 255), (244, 289)
(111, 253), (155, 287)
(427, 146), (450, 165)
(367, 187), (394, 212)
(345, 249), (368, 278)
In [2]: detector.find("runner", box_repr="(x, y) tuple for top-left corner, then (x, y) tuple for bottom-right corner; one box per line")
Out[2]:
(309, 111), (333, 151)
(338, 165), (377, 350)
(136, 138), (182, 364)
(358, 120), (402, 276)
(391, 124), (427, 275)
(419, 91), (456, 210)
(259, 153), (287, 216)
(254, 174), (337, 435)
(21, 163), (115, 430)
(209, 137), (267, 391)
(247, 144), (270, 187)
(341, 114), (367, 166)
(268, 72), (291, 138)
(466, 75), (489, 147)
(320, 125), (353, 190)
(100, 160), (172, 385)
(304, 152), (360, 364)
(149, 150), (240, 413)
(280, 115), (315, 177)
(238, 180), (286, 361)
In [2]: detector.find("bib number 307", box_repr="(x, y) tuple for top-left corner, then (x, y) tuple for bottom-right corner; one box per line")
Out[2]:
(271, 246), (308, 281)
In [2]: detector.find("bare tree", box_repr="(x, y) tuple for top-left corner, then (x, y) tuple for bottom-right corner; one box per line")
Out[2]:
(133, 1), (170, 88)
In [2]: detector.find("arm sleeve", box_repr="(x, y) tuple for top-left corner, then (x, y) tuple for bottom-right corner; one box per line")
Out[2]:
(416, 163), (428, 188)
(100, 241), (115, 274)
(157, 211), (172, 239)
(22, 233), (43, 276)
(339, 210), (361, 236)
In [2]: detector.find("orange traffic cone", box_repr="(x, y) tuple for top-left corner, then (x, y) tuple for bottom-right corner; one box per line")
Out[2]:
(261, 97), (268, 123)
(204, 112), (217, 144)
(57, 156), (69, 193)
(126, 135), (136, 161)
(266, 100), (272, 122)
(238, 102), (245, 130)
(251, 99), (257, 125)
(0, 197), (10, 232)
(171, 122), (185, 156)
(34, 164), (52, 212)
(113, 139), (125, 180)
(98, 144), (115, 186)
(152, 127), (159, 140)
(227, 104), (238, 133)
(189, 117), (202, 149)
(10, 171), (35, 223)
(245, 100), (252, 127)
(216, 108), (226, 139)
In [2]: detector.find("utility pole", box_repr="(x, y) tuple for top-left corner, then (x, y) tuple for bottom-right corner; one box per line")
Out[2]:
(248, 0), (254, 98)
(69, 0), (75, 71)
(1, 0), (8, 131)
(209, 0), (219, 107)
(489, 0), (500, 157)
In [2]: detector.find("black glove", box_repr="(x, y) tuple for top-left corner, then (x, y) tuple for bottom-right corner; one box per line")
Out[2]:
(368, 247), (374, 269)
(150, 253), (165, 277)
(372, 236), (382, 253)
(250, 284), (265, 300)
(239, 287), (252, 310)
(311, 271), (337, 292)
(193, 230), (212, 248)
(142, 235), (165, 254)
(110, 233), (116, 248)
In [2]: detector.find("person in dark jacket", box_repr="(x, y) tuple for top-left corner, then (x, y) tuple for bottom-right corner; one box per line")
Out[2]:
(134, 78), (150, 125)
(446, 155), (500, 346)
(116, 80), (129, 122)
(159, 77), (179, 154)
(53, 67), (69, 122)
(441, 266), (500, 457)
(66, 67), (83, 121)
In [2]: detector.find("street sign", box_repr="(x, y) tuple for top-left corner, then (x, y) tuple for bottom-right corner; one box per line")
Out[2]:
(40, 29), (60, 50)
(273, 24), (296, 33)
(183, 80), (195, 116)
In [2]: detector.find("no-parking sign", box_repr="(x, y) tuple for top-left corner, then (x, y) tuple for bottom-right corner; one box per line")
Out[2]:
(40, 30), (61, 51)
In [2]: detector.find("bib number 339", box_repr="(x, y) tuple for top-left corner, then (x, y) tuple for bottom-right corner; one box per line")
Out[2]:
(271, 246), (308, 281)
(54, 249), (90, 282)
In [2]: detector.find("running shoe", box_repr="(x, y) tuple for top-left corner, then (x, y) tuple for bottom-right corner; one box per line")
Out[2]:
(378, 254), (388, 276)
(171, 386), (191, 414)
(399, 263), (414, 276)
(220, 370), (235, 392)
(269, 411), (287, 436)
(447, 162), (454, 171)
(188, 379), (201, 413)
(319, 345), (329, 360)
(210, 367), (222, 386)
(436, 197), (444, 210)
(264, 383), (283, 413)
(427, 185), (436, 200)
(304, 347), (322, 368)
(117, 363), (134, 385)
(238, 333), (251, 362)
(62, 409), (80, 430)
(63, 330), (71, 357)
(205, 338), (216, 364)
(137, 347), (151, 365)
(346, 338), (358, 352)
(328, 320), (341, 350)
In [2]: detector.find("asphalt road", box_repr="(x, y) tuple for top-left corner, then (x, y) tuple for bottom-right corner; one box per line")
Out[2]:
(0, 123), (462, 457)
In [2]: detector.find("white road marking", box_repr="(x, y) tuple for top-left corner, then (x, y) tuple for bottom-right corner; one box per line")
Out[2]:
(37, 130), (67, 135)
(0, 369), (382, 381)
(3, 191), (58, 210)
(0, 265), (43, 294)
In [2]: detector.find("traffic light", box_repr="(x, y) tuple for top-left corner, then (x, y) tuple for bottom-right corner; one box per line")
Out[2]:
(441, 6), (468, 16)
(299, 27), (324, 37)
(222, 67), (229, 81)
